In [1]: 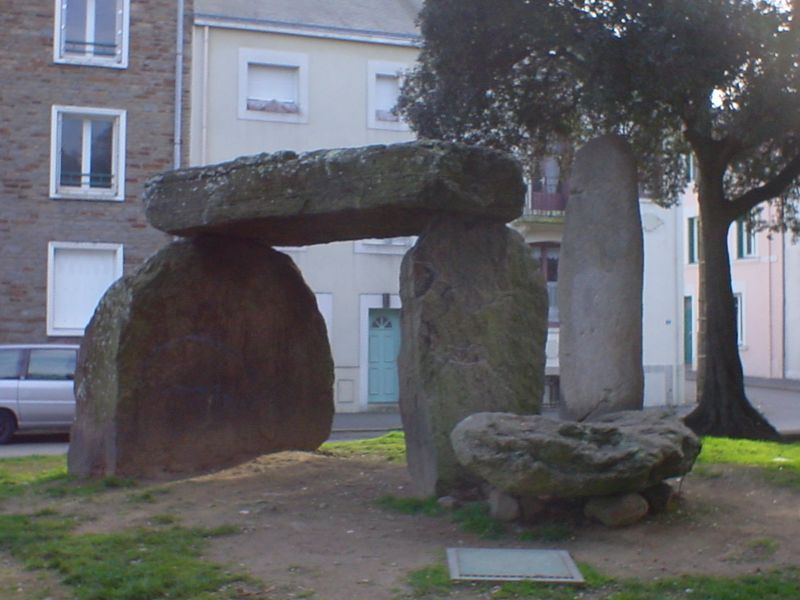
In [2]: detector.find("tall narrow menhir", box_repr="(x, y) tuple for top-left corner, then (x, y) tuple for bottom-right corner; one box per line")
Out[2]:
(558, 135), (644, 420)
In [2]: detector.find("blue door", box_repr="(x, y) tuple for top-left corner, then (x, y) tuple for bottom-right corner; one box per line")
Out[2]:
(368, 309), (401, 404)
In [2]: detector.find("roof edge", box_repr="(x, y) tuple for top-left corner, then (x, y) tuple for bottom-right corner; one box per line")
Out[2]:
(194, 13), (423, 48)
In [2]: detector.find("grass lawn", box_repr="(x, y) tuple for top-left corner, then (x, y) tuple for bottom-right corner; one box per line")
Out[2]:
(697, 437), (800, 488)
(0, 432), (799, 599)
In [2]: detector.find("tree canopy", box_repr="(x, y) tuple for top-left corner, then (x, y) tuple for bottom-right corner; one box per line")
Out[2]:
(401, 0), (800, 229)
(400, 0), (800, 438)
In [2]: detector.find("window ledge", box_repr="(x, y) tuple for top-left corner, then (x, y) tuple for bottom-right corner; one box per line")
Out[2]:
(51, 192), (124, 202)
(47, 328), (85, 337)
(238, 109), (308, 124)
(54, 57), (128, 70)
(354, 239), (415, 255)
(368, 120), (410, 132)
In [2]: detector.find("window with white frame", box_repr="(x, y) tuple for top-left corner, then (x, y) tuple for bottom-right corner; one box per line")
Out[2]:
(47, 242), (123, 336)
(687, 216), (698, 264)
(685, 153), (697, 184)
(239, 48), (308, 123)
(54, 0), (130, 68)
(736, 217), (757, 259)
(733, 292), (744, 347)
(367, 61), (410, 131)
(50, 106), (126, 201)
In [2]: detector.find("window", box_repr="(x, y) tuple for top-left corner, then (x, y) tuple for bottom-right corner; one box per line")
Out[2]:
(367, 61), (410, 131)
(239, 49), (308, 123)
(530, 243), (560, 324)
(687, 216), (698, 264)
(50, 106), (126, 201)
(47, 242), (123, 336)
(683, 296), (693, 366)
(54, 0), (130, 68)
(736, 217), (757, 259)
(685, 154), (697, 184)
(27, 349), (77, 381)
(0, 350), (24, 380)
(733, 292), (744, 347)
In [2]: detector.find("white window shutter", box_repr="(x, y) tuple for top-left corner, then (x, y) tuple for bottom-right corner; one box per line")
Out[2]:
(247, 64), (298, 103)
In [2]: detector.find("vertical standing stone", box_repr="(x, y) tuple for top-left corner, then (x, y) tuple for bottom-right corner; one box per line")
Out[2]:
(399, 218), (548, 497)
(68, 237), (334, 479)
(559, 135), (644, 420)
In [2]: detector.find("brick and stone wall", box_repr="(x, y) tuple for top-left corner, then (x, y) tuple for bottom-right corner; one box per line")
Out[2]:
(0, 0), (193, 342)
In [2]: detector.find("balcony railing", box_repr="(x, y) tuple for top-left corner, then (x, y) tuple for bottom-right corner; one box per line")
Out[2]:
(529, 192), (567, 213)
(523, 179), (568, 218)
(523, 192), (568, 220)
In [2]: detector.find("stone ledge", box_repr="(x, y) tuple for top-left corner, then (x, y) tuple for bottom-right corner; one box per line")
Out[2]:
(144, 141), (524, 246)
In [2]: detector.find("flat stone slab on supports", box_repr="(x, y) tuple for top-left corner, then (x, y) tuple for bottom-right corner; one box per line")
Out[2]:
(143, 141), (525, 246)
(68, 237), (334, 479)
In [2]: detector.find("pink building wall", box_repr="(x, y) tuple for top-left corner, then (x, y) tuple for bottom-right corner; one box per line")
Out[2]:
(785, 236), (800, 381)
(683, 192), (786, 379)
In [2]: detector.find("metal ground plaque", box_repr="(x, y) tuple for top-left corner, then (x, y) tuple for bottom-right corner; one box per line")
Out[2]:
(446, 548), (584, 584)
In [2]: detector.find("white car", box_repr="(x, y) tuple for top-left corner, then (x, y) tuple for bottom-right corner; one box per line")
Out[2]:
(0, 344), (78, 443)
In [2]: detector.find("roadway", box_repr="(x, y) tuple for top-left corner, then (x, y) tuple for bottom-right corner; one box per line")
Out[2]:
(1, 380), (797, 458)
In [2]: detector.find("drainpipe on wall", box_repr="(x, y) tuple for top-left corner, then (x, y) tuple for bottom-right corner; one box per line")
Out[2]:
(201, 25), (209, 165)
(769, 220), (775, 378)
(173, 0), (185, 169)
(783, 227), (787, 379)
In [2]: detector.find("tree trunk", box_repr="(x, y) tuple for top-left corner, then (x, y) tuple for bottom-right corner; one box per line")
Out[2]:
(684, 192), (781, 440)
(695, 212), (706, 400)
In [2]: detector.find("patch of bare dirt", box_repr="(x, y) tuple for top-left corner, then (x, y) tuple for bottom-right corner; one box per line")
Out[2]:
(0, 553), (71, 600)
(5, 453), (800, 599)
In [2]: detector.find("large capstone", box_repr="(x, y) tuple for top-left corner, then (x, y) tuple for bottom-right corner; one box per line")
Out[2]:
(559, 134), (644, 420)
(450, 411), (701, 498)
(143, 141), (525, 246)
(399, 218), (548, 497)
(68, 237), (334, 479)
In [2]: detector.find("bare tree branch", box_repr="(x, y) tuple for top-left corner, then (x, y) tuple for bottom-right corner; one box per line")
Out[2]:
(731, 153), (800, 216)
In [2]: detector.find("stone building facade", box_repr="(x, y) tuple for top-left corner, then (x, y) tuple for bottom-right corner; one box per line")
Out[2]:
(0, 0), (192, 342)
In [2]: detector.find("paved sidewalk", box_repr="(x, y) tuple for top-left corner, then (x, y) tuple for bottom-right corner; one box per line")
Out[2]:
(332, 411), (402, 432)
(684, 374), (800, 438)
(331, 377), (800, 440)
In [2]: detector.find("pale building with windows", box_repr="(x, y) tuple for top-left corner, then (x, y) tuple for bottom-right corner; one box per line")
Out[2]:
(681, 185), (798, 382)
(0, 0), (192, 342)
(190, 0), (421, 412)
(190, 0), (689, 412)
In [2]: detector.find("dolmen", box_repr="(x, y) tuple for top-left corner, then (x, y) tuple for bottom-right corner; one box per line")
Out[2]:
(68, 141), (548, 482)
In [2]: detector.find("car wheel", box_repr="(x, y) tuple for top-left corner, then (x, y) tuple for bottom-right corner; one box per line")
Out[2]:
(0, 410), (16, 444)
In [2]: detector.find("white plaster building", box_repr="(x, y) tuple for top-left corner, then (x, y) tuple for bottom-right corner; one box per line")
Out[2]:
(190, 0), (421, 412)
(189, 0), (687, 413)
